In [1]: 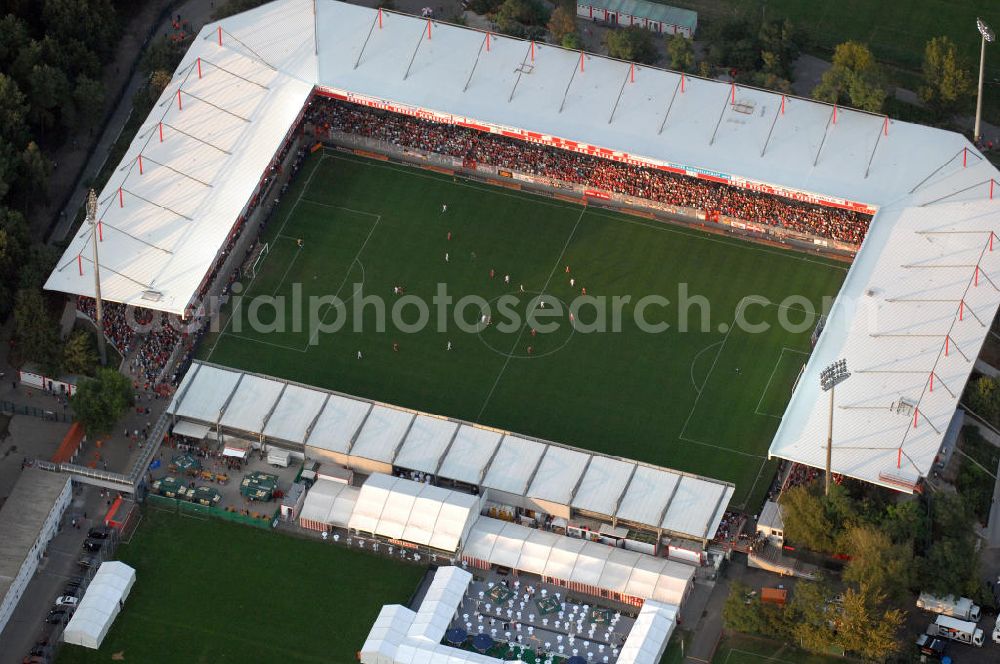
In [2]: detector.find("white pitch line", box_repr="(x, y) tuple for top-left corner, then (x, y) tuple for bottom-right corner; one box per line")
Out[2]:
(475, 205), (587, 422)
(305, 216), (382, 349)
(206, 154), (328, 361)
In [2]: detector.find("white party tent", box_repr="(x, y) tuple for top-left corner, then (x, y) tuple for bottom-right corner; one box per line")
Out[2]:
(461, 517), (693, 606)
(360, 604), (417, 664)
(406, 566), (471, 643)
(348, 473), (480, 552)
(618, 600), (678, 664)
(297, 479), (360, 531)
(62, 561), (136, 649)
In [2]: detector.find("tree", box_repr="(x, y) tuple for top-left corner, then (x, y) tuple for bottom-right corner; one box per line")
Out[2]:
(0, 73), (30, 151)
(71, 368), (133, 436)
(73, 75), (104, 128)
(63, 329), (98, 376)
(758, 19), (799, 79)
(841, 525), (913, 603)
(0, 207), (29, 316)
(562, 32), (583, 50)
(838, 584), (903, 661)
(666, 34), (694, 72)
(789, 578), (838, 654)
(920, 36), (974, 117)
(547, 5), (577, 44)
(964, 375), (1000, 426)
(604, 26), (658, 65)
(722, 581), (790, 638)
(494, 0), (550, 38)
(19, 141), (48, 208)
(778, 482), (853, 552)
(25, 63), (71, 132)
(148, 70), (173, 104)
(13, 287), (62, 374)
(812, 41), (886, 113)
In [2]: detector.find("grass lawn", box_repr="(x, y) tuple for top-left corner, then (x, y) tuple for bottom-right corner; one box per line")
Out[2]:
(200, 150), (846, 510)
(56, 509), (425, 663)
(666, 0), (1000, 124)
(712, 634), (852, 664)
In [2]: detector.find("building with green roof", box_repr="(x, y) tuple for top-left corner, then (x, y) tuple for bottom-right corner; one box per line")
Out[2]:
(577, 0), (697, 38)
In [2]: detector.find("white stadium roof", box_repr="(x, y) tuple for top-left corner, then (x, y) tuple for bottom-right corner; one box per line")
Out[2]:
(95, 0), (1000, 491)
(170, 361), (734, 540)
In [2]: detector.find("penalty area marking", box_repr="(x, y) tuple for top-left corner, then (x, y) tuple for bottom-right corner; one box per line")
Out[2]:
(754, 346), (810, 419)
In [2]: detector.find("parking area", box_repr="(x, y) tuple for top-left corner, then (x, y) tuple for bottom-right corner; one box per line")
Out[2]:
(0, 483), (119, 664)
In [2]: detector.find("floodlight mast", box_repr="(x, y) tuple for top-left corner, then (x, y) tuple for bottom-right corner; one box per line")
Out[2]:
(975, 18), (995, 144)
(87, 189), (107, 366)
(819, 359), (850, 496)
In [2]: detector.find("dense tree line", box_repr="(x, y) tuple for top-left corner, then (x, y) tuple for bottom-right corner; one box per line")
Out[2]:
(0, 0), (127, 326)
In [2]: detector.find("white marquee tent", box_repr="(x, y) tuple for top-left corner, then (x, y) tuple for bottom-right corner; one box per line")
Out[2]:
(298, 479), (360, 531)
(406, 566), (471, 643)
(348, 473), (480, 552)
(63, 561), (136, 649)
(462, 517), (693, 605)
(618, 600), (678, 664)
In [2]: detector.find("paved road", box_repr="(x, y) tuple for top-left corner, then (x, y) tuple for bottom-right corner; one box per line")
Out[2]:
(0, 484), (106, 664)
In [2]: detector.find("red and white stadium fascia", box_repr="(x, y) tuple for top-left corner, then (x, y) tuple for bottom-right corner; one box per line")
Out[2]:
(44, 0), (1000, 493)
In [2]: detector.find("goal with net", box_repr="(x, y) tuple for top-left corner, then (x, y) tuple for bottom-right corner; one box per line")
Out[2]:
(244, 242), (269, 279)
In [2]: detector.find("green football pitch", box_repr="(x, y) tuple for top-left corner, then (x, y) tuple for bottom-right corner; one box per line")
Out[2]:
(200, 150), (847, 509)
(55, 510), (425, 663)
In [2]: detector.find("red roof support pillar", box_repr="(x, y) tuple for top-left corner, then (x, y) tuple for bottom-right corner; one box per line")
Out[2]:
(975, 265), (980, 286)
(930, 372), (934, 392)
(197, 57), (202, 79)
(630, 62), (634, 83)
(959, 299), (964, 320)
(913, 407), (919, 428)
(177, 89), (182, 111)
(159, 121), (164, 142)
(378, 7), (383, 28)
(217, 26), (222, 46)
(883, 116), (889, 136)
(530, 41), (535, 61)
(897, 448), (902, 468)
(833, 104), (837, 124)
(118, 187), (123, 208)
(426, 19), (431, 39)
(77, 254), (83, 275)
(781, 95), (785, 114)
(486, 31), (490, 51)
(579, 51), (584, 72)
(680, 73), (685, 93)
(98, 221), (102, 242)
(138, 154), (143, 175)
(731, 82), (735, 104)
(964, 147), (968, 167)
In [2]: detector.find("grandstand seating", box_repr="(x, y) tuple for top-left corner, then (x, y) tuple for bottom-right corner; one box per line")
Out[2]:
(306, 98), (873, 245)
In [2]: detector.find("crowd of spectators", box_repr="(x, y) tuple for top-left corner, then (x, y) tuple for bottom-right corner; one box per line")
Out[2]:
(307, 99), (872, 245)
(712, 510), (746, 543)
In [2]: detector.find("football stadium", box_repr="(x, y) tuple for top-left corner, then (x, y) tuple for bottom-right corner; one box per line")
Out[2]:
(41, 0), (1000, 661)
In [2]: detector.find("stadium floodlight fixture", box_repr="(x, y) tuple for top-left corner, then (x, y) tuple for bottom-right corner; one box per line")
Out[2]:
(819, 359), (850, 496)
(975, 18), (995, 144)
(86, 189), (107, 366)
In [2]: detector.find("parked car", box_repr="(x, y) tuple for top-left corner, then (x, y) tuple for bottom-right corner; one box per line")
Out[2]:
(44, 610), (67, 624)
(76, 556), (96, 570)
(54, 596), (78, 608)
(82, 539), (103, 552)
(60, 586), (78, 598)
(87, 527), (110, 540)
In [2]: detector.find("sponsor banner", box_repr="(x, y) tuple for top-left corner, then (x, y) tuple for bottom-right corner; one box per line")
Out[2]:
(511, 172), (536, 183)
(315, 86), (878, 215)
(584, 189), (612, 200)
(498, 169), (513, 178)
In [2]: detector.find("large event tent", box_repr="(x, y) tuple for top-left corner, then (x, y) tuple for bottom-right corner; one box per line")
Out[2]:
(348, 473), (480, 552)
(617, 600), (678, 664)
(63, 561), (137, 649)
(49, 0), (1000, 491)
(461, 517), (693, 606)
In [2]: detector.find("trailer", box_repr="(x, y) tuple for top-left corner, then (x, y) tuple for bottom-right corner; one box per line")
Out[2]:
(992, 614), (1000, 644)
(926, 614), (984, 647)
(917, 592), (981, 621)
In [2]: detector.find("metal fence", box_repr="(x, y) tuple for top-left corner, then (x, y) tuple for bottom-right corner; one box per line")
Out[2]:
(147, 493), (278, 530)
(0, 399), (72, 422)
